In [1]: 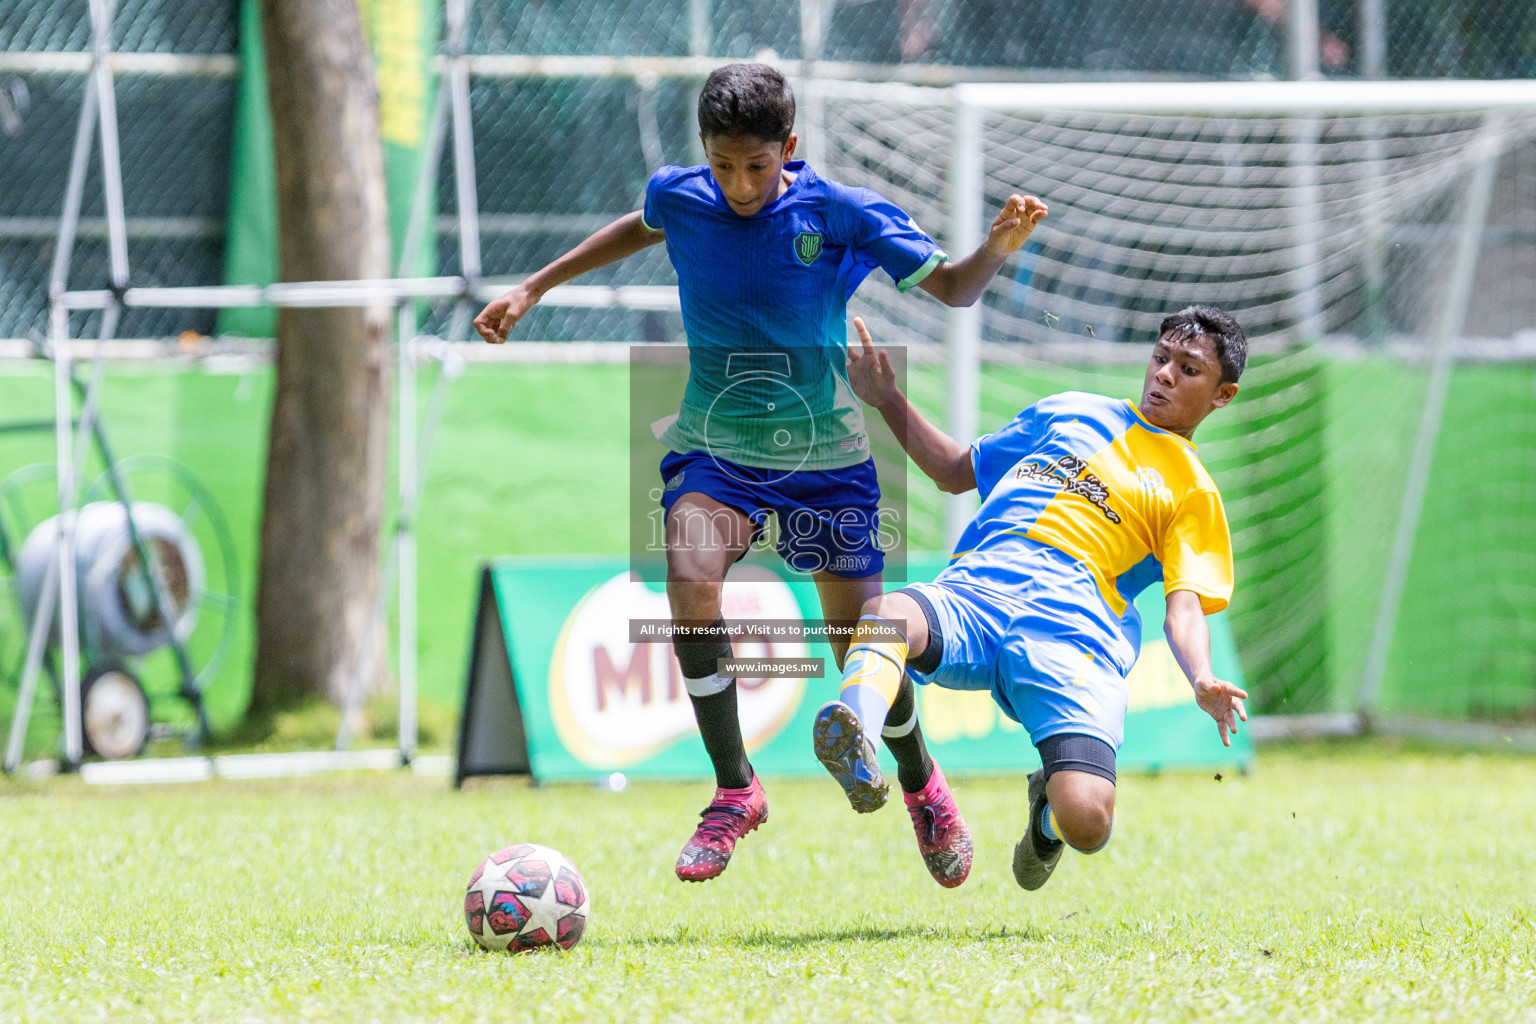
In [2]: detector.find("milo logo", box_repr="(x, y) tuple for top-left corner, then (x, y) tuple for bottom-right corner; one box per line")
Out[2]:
(547, 569), (807, 768)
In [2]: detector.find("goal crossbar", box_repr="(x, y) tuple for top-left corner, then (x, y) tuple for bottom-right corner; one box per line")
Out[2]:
(958, 79), (1536, 114)
(810, 78), (1536, 114)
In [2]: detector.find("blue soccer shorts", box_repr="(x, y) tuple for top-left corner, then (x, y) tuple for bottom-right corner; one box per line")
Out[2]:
(901, 541), (1139, 750)
(658, 449), (884, 578)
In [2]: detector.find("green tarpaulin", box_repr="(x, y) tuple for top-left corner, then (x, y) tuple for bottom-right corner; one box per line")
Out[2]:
(218, 0), (439, 337)
(462, 554), (1253, 782)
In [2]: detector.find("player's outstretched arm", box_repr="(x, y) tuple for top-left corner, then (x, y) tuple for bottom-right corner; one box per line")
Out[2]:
(473, 211), (664, 344)
(917, 194), (1047, 308)
(1164, 589), (1248, 747)
(847, 317), (976, 494)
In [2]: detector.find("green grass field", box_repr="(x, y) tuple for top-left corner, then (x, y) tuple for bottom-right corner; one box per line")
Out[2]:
(3, 743), (1534, 1023)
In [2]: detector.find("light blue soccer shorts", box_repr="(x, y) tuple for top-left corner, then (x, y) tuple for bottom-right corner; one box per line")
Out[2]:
(902, 539), (1140, 751)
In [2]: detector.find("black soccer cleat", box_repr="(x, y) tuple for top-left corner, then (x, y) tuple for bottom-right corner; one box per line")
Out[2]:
(1012, 769), (1064, 891)
(812, 701), (890, 813)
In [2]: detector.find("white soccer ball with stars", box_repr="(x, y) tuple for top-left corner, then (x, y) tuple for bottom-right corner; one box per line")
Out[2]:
(464, 843), (591, 953)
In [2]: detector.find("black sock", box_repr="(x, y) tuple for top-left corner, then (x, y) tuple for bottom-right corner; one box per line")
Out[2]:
(884, 673), (935, 794)
(674, 617), (753, 791)
(688, 683), (753, 790)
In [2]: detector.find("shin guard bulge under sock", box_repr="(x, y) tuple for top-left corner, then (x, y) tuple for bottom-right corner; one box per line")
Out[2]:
(675, 618), (751, 790)
(882, 672), (935, 793)
(1038, 804), (1062, 844)
(838, 615), (908, 740)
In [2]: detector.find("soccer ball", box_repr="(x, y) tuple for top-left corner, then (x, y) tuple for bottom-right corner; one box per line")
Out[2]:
(464, 843), (590, 953)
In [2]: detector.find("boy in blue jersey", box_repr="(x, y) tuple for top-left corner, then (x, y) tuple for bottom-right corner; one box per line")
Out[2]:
(474, 63), (1047, 883)
(814, 307), (1250, 890)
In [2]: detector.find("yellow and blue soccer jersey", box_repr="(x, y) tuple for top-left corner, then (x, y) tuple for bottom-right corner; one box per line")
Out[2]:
(906, 392), (1233, 749)
(641, 161), (945, 472)
(952, 391), (1232, 624)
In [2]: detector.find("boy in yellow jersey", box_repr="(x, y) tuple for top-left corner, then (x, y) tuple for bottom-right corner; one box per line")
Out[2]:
(814, 307), (1250, 890)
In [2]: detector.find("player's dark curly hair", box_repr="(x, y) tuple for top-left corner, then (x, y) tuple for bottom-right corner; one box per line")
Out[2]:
(697, 63), (796, 143)
(1159, 305), (1248, 384)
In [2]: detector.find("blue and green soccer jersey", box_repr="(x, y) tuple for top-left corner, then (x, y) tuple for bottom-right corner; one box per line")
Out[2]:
(642, 160), (946, 471)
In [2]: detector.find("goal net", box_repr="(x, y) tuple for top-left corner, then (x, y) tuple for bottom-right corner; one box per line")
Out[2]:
(817, 80), (1536, 724)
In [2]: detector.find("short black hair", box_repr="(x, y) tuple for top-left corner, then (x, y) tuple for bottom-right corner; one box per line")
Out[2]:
(1159, 305), (1248, 384)
(697, 63), (796, 143)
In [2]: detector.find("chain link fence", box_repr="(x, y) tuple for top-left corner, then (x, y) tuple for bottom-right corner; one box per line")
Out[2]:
(2, 0), (1535, 342)
(0, 0), (236, 341)
(0, 0), (235, 53)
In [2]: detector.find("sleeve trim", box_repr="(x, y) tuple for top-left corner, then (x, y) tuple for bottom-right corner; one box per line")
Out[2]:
(1164, 582), (1229, 616)
(896, 250), (947, 293)
(640, 211), (659, 231)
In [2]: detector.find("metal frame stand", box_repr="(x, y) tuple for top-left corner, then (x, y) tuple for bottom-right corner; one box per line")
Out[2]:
(15, 0), (97, 770)
(6, 0), (212, 772)
(334, 0), (480, 760)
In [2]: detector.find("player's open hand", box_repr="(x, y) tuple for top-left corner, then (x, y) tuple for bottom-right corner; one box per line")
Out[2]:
(985, 194), (1048, 257)
(1193, 676), (1248, 747)
(473, 283), (538, 344)
(846, 317), (899, 410)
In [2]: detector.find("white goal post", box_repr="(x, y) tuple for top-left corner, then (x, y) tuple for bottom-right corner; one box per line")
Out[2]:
(807, 77), (1536, 724)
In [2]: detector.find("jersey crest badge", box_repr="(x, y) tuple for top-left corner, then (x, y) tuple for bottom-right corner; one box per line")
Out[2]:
(793, 231), (823, 266)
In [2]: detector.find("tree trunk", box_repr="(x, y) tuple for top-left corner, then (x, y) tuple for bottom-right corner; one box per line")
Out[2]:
(252, 0), (391, 711)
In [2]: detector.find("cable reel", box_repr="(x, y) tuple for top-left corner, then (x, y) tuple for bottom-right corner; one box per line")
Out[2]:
(0, 456), (238, 760)
(16, 500), (204, 658)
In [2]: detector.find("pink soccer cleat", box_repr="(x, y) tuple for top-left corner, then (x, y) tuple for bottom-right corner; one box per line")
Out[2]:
(902, 762), (973, 888)
(675, 775), (770, 882)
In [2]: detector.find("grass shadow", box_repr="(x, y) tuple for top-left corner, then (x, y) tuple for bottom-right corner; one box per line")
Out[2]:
(583, 921), (1047, 952)
(737, 921), (1047, 949)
